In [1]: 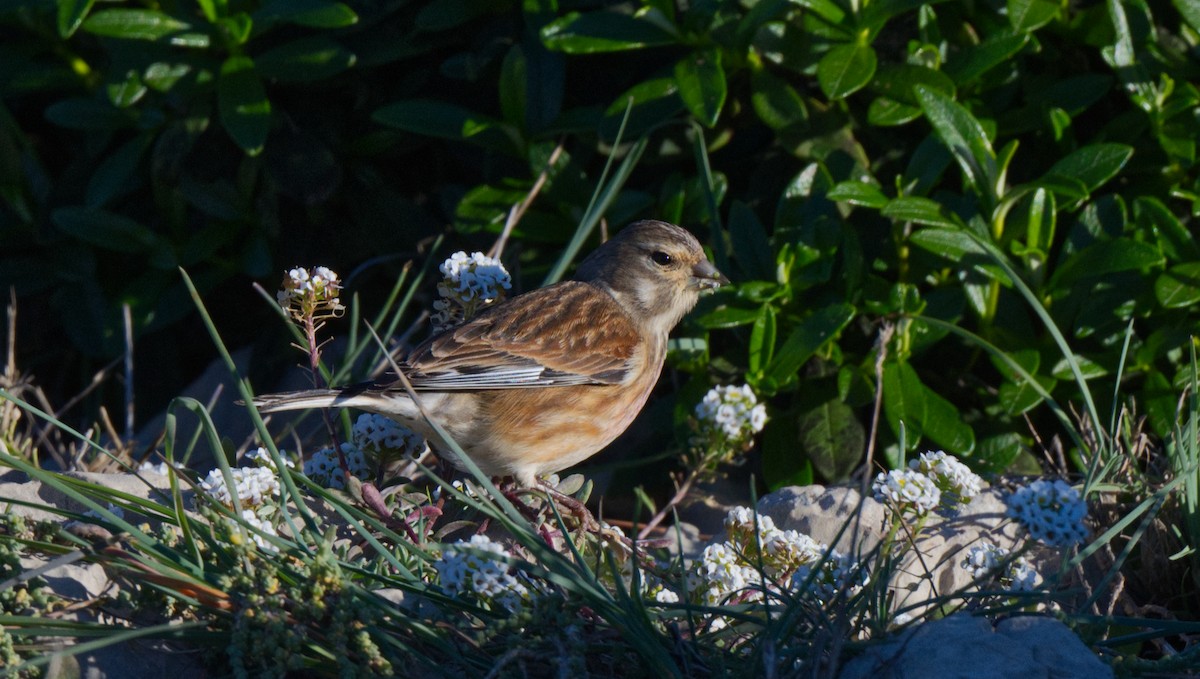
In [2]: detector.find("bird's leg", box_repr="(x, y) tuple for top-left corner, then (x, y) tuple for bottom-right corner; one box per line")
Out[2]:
(537, 480), (601, 533)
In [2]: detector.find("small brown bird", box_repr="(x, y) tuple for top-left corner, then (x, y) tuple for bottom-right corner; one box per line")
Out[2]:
(253, 220), (728, 486)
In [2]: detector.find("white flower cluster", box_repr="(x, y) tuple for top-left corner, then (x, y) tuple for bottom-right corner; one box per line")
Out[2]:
(909, 450), (981, 510)
(199, 465), (281, 507)
(232, 509), (280, 554)
(690, 507), (860, 607)
(352, 413), (429, 461)
(872, 468), (941, 516)
(434, 534), (530, 612)
(693, 384), (768, 448)
(873, 451), (983, 517)
(1006, 479), (1088, 547)
(961, 541), (1040, 592)
(431, 251), (511, 332)
(303, 443), (370, 490)
(276, 266), (344, 320)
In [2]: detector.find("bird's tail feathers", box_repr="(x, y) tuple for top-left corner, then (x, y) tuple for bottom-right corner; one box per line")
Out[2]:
(252, 389), (352, 413)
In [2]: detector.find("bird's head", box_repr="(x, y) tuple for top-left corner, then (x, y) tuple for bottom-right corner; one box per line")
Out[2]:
(575, 220), (729, 337)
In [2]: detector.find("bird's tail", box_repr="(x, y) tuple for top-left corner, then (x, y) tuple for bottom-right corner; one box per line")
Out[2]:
(251, 389), (351, 413)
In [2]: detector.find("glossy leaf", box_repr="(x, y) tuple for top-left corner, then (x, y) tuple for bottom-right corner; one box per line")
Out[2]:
(944, 34), (1028, 83)
(817, 42), (877, 100)
(915, 86), (997, 201)
(869, 64), (954, 106)
(85, 133), (152, 208)
(541, 11), (677, 53)
(1050, 238), (1164, 288)
(44, 98), (132, 130)
(828, 181), (889, 209)
(696, 305), (761, 329)
(1008, 0), (1059, 32)
(374, 100), (498, 140)
(1137, 196), (1199, 261)
(674, 50), (726, 127)
(867, 97), (922, 126)
(499, 46), (527, 131)
(1155, 263), (1200, 308)
(728, 201), (774, 281)
(52, 207), (157, 252)
(217, 56), (271, 156)
(764, 303), (855, 385)
(762, 415), (814, 490)
(81, 9), (190, 40)
(1041, 143), (1132, 194)
(750, 67), (808, 130)
(797, 398), (864, 481)
(255, 0), (358, 28)
(748, 304), (776, 375)
(255, 37), (356, 82)
(58, 0), (96, 37)
(882, 196), (963, 228)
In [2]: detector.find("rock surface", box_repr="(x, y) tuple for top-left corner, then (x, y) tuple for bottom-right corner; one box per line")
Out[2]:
(838, 613), (1113, 679)
(757, 484), (1056, 614)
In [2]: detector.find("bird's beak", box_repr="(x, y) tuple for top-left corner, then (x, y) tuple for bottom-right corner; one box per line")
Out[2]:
(690, 259), (730, 291)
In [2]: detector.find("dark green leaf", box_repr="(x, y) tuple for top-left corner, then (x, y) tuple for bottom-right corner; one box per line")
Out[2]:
(798, 398), (864, 481)
(729, 201), (774, 280)
(944, 33), (1028, 83)
(828, 181), (888, 209)
(869, 64), (955, 106)
(1155, 263), (1200, 308)
(750, 67), (808, 130)
(541, 11), (677, 53)
(58, 0), (96, 37)
(85, 133), (152, 208)
(44, 98), (132, 131)
(1007, 0), (1059, 32)
(81, 9), (191, 40)
(920, 380), (975, 453)
(1050, 237), (1163, 288)
(998, 375), (1055, 414)
(817, 42), (877, 100)
(867, 97), (922, 126)
(217, 56), (271, 156)
(749, 304), (776, 375)
(762, 416), (814, 490)
(764, 303), (855, 384)
(499, 46), (527, 131)
(883, 360), (927, 444)
(255, 37), (356, 82)
(674, 50), (726, 127)
(696, 305), (761, 329)
(914, 85), (997, 200)
(1041, 143), (1132, 194)
(255, 0), (358, 28)
(52, 207), (156, 252)
(1173, 0), (1200, 33)
(143, 62), (191, 92)
(373, 100), (498, 140)
(107, 70), (147, 108)
(1136, 197), (1199, 261)
(415, 0), (493, 32)
(882, 197), (963, 228)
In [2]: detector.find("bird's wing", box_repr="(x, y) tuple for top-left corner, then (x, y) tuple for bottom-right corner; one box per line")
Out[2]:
(399, 281), (641, 390)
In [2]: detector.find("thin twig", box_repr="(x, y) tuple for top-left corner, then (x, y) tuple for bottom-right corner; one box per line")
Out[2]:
(637, 469), (701, 541)
(489, 140), (566, 260)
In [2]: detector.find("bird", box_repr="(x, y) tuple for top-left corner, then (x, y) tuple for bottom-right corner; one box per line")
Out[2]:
(252, 220), (729, 487)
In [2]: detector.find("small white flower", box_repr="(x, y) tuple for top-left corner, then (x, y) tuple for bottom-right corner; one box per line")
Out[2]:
(352, 414), (429, 461)
(432, 252), (511, 331)
(199, 466), (282, 507)
(1006, 557), (1041, 591)
(693, 384), (768, 448)
(434, 534), (529, 611)
(961, 542), (1009, 580)
(909, 450), (982, 512)
(276, 266), (343, 320)
(303, 443), (370, 490)
(1006, 479), (1088, 547)
(872, 468), (941, 515)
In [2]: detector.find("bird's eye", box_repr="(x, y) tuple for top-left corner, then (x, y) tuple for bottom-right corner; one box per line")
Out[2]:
(651, 251), (673, 266)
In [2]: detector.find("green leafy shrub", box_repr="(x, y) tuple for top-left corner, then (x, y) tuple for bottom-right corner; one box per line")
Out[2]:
(2, 0), (1198, 489)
